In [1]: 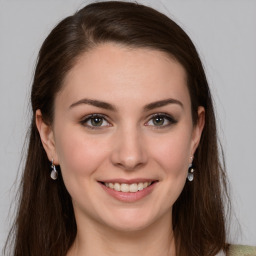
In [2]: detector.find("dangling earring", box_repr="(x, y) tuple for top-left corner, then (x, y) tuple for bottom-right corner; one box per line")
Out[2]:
(187, 156), (195, 181)
(50, 159), (58, 180)
(187, 163), (194, 181)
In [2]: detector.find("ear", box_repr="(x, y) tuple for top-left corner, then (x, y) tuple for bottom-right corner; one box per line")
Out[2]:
(35, 109), (59, 164)
(191, 106), (205, 155)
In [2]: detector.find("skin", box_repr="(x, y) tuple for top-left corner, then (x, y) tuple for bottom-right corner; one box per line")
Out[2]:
(36, 43), (205, 256)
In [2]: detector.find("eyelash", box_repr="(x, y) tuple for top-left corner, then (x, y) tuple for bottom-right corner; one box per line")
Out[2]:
(80, 114), (111, 129)
(80, 113), (177, 129)
(145, 113), (177, 128)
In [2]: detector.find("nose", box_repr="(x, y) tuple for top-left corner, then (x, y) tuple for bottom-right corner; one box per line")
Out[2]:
(110, 126), (148, 171)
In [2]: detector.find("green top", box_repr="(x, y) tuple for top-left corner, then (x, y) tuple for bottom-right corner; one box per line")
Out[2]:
(228, 245), (256, 256)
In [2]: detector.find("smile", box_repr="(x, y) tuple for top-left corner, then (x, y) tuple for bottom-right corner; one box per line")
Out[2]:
(99, 179), (158, 202)
(104, 182), (152, 193)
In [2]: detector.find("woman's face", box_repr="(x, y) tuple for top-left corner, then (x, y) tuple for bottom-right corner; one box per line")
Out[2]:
(38, 43), (204, 232)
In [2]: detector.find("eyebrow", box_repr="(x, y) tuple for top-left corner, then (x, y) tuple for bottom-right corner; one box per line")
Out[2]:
(69, 98), (183, 111)
(69, 98), (116, 111)
(144, 98), (183, 111)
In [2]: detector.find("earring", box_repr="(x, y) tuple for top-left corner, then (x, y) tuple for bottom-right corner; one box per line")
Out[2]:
(50, 159), (58, 180)
(187, 160), (195, 182)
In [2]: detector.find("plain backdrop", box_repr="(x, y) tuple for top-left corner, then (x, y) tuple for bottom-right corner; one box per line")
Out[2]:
(0, 0), (256, 251)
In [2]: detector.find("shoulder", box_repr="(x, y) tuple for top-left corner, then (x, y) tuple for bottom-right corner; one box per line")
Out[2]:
(227, 244), (256, 256)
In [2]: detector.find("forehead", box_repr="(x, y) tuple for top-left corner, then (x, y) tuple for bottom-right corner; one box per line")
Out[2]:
(58, 43), (190, 110)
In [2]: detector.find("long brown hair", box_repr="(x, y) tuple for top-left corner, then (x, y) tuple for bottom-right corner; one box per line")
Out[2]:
(4, 1), (230, 256)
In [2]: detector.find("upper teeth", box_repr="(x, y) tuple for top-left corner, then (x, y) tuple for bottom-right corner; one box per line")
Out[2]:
(104, 182), (152, 193)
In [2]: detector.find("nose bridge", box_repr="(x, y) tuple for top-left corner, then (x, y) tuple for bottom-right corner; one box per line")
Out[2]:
(111, 123), (147, 170)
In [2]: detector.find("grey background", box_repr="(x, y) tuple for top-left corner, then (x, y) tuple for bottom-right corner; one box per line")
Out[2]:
(1, 0), (256, 250)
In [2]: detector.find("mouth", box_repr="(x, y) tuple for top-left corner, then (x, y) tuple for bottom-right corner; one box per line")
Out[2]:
(98, 179), (159, 203)
(102, 181), (156, 193)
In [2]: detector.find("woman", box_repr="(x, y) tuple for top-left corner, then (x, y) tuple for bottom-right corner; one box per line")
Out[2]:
(4, 1), (256, 256)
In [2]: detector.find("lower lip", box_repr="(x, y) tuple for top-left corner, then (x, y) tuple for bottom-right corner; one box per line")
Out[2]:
(99, 182), (157, 202)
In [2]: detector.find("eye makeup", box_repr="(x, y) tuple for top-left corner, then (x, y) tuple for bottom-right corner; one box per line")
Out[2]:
(80, 113), (112, 129)
(145, 113), (178, 129)
(79, 112), (178, 131)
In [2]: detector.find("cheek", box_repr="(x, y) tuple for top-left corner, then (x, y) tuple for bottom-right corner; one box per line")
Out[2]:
(148, 129), (192, 177)
(54, 127), (108, 179)
(144, 129), (193, 213)
(154, 137), (190, 169)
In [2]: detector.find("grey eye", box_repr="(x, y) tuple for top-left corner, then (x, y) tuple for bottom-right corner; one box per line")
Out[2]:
(81, 114), (110, 128)
(90, 117), (104, 126)
(146, 114), (177, 128)
(152, 116), (165, 126)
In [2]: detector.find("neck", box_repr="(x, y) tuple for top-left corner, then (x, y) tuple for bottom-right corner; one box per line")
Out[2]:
(67, 212), (175, 256)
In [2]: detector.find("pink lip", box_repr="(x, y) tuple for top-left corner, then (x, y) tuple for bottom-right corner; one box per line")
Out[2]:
(99, 181), (158, 203)
(99, 178), (156, 184)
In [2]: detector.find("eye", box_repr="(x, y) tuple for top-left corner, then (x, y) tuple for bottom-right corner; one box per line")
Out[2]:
(145, 113), (177, 128)
(81, 114), (111, 129)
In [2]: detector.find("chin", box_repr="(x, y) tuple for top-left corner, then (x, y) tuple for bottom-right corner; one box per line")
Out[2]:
(100, 207), (166, 233)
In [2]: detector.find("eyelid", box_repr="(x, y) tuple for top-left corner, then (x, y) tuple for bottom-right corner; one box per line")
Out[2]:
(79, 112), (177, 129)
(145, 112), (177, 128)
(80, 113), (112, 129)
